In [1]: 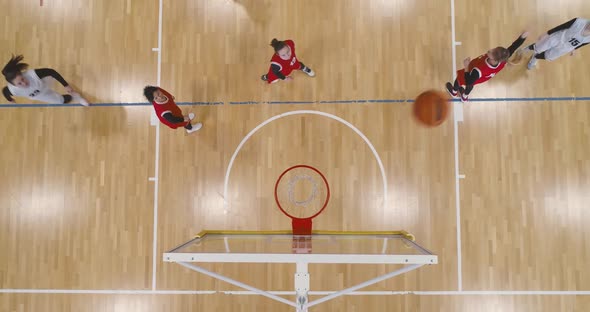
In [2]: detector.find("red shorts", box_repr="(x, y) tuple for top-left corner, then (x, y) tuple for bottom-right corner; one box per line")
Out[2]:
(456, 69), (467, 86)
(456, 69), (490, 86)
(266, 60), (302, 83)
(160, 117), (189, 129)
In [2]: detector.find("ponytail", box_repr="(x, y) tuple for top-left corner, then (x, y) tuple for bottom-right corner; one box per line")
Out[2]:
(2, 55), (28, 83)
(270, 38), (286, 52)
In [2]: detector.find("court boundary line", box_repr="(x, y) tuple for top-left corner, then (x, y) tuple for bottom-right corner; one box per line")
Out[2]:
(149, 0), (164, 291)
(449, 0), (463, 292)
(1, 289), (589, 296)
(0, 96), (589, 108)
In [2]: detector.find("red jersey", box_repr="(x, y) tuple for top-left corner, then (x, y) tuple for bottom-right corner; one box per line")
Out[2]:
(456, 54), (507, 86)
(266, 40), (301, 83)
(151, 88), (188, 129)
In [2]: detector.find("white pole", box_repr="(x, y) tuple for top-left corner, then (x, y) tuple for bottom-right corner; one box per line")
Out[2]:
(177, 262), (297, 308)
(305, 264), (424, 309)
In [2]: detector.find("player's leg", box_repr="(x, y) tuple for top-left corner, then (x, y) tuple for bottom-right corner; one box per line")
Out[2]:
(69, 91), (90, 106)
(42, 76), (90, 106)
(544, 44), (575, 61)
(445, 79), (459, 98)
(184, 113), (202, 134)
(459, 84), (473, 103)
(298, 62), (315, 77)
(36, 89), (70, 104)
(526, 33), (563, 69)
(446, 69), (465, 99)
(262, 68), (279, 83)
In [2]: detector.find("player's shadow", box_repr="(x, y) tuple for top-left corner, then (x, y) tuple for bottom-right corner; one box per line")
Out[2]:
(499, 54), (531, 84)
(232, 0), (271, 26)
(43, 80), (129, 138)
(72, 105), (129, 138)
(185, 105), (217, 147)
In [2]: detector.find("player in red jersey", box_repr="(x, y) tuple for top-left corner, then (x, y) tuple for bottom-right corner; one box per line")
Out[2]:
(261, 38), (315, 83)
(143, 86), (202, 134)
(446, 31), (529, 102)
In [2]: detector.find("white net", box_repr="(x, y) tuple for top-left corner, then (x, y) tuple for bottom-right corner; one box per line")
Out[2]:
(275, 166), (329, 219)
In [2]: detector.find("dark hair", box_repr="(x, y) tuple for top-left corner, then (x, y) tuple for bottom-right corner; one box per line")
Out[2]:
(143, 86), (159, 102)
(492, 47), (510, 62)
(270, 38), (286, 52)
(2, 55), (28, 83)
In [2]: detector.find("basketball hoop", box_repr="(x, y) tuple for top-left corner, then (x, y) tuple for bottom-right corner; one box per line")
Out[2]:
(274, 165), (330, 237)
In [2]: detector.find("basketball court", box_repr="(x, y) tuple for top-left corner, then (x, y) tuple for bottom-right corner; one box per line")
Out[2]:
(1, 0), (589, 311)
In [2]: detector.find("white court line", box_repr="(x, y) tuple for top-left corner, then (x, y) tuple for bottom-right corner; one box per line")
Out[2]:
(0, 289), (214, 295)
(151, 122), (161, 292)
(449, 0), (463, 292)
(453, 116), (463, 292)
(225, 290), (590, 296)
(150, 0), (164, 291)
(156, 0), (163, 85)
(1, 289), (589, 296)
(222, 110), (388, 214)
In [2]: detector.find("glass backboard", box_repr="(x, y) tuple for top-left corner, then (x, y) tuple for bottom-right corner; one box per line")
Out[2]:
(163, 230), (437, 265)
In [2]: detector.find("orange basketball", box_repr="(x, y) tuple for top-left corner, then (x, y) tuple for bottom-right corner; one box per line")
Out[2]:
(413, 90), (450, 127)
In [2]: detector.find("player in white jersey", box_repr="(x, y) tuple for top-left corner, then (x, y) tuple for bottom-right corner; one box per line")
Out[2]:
(521, 18), (590, 69)
(2, 55), (89, 106)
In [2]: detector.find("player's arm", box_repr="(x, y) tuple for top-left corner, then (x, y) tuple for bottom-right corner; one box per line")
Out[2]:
(464, 69), (480, 86)
(2, 86), (15, 103)
(162, 112), (186, 124)
(507, 32), (529, 56)
(462, 57), (480, 86)
(547, 18), (577, 35)
(35, 68), (69, 87)
(271, 64), (286, 80)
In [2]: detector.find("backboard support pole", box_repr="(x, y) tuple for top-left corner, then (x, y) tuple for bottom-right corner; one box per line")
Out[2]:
(295, 262), (309, 312)
(177, 262), (297, 308)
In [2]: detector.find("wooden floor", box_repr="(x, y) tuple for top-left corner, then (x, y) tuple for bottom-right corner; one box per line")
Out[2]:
(1, 0), (589, 311)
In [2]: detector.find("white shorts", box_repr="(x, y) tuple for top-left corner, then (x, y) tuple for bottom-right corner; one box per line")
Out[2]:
(534, 32), (575, 61)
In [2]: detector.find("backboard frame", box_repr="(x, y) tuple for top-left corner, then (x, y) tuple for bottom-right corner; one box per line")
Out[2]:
(164, 230), (437, 264)
(164, 230), (438, 312)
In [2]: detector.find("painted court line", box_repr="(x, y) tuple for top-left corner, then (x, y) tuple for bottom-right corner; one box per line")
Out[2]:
(1, 289), (588, 296)
(265, 101), (316, 104)
(150, 0), (164, 292)
(229, 101), (260, 105)
(449, 0), (463, 292)
(1, 96), (588, 108)
(222, 110), (388, 214)
(176, 102), (224, 106)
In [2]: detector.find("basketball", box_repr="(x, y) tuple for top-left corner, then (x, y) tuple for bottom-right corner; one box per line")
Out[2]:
(413, 90), (450, 127)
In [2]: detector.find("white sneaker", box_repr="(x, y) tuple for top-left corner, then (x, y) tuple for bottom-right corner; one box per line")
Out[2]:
(72, 92), (90, 106)
(186, 122), (202, 134)
(302, 67), (315, 77)
(527, 55), (538, 70)
(188, 113), (195, 120)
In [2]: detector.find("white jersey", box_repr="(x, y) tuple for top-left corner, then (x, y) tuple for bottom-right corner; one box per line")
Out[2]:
(561, 18), (590, 49)
(6, 69), (65, 103)
(534, 18), (590, 60)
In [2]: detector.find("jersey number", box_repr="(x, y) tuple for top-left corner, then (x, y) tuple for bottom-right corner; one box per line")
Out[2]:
(569, 38), (581, 47)
(28, 89), (40, 97)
